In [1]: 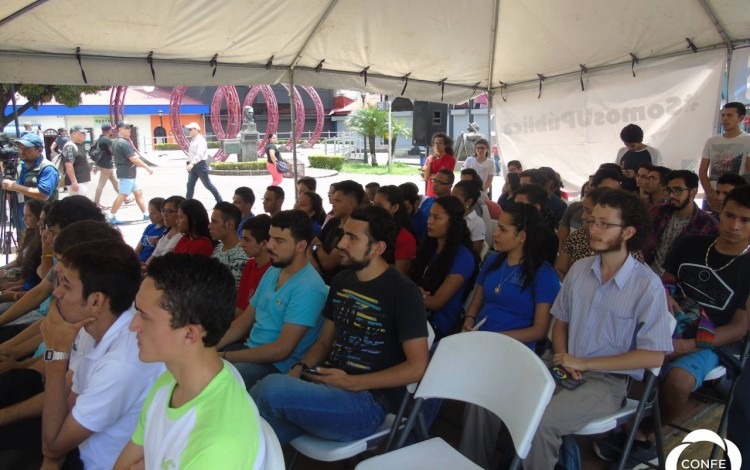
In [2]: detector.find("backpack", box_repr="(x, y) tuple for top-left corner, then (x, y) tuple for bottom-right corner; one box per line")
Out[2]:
(88, 136), (103, 164)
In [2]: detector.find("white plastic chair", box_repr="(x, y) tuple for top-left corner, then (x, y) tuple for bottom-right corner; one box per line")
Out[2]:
(259, 417), (285, 470)
(287, 323), (435, 467)
(355, 331), (555, 470)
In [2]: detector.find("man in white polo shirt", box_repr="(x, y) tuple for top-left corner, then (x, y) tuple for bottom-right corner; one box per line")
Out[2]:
(39, 237), (162, 469)
(185, 122), (222, 203)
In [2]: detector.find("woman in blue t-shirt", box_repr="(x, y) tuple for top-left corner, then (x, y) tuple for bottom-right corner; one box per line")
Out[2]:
(135, 197), (168, 263)
(461, 203), (560, 350)
(410, 196), (479, 339)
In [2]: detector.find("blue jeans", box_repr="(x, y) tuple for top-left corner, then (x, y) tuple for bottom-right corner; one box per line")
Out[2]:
(250, 374), (387, 445)
(233, 362), (279, 389)
(186, 161), (222, 202)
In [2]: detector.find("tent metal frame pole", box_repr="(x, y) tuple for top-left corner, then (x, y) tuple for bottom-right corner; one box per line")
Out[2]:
(0, 0), (50, 28)
(487, 90), (494, 173)
(696, 0), (733, 134)
(289, 71), (298, 193)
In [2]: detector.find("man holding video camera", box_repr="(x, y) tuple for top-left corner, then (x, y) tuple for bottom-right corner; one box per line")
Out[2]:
(1, 133), (59, 231)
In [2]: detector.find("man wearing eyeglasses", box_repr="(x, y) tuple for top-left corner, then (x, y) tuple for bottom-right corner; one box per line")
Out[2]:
(643, 170), (718, 276)
(430, 169), (454, 198)
(641, 165), (670, 210)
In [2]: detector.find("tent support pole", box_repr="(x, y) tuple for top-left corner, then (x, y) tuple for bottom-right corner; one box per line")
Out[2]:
(289, 71), (298, 192)
(0, 0), (50, 28)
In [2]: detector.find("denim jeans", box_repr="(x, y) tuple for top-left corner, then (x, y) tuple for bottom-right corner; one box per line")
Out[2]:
(250, 374), (387, 445)
(233, 361), (279, 390)
(186, 161), (222, 202)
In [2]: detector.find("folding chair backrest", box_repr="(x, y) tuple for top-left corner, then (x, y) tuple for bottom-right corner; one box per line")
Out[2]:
(259, 417), (284, 470)
(414, 331), (555, 459)
(406, 323), (436, 394)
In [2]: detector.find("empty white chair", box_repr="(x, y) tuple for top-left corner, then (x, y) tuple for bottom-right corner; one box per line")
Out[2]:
(356, 331), (555, 470)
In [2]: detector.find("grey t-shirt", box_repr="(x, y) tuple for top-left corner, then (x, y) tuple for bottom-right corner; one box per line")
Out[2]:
(113, 138), (136, 179)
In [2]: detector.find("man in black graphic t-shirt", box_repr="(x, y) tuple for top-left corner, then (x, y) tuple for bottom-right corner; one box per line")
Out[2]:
(251, 205), (428, 445)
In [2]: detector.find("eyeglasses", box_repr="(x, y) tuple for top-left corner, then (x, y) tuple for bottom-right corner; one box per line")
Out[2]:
(430, 178), (449, 186)
(161, 209), (178, 214)
(645, 175), (661, 181)
(665, 187), (689, 195)
(636, 173), (649, 179)
(589, 221), (625, 230)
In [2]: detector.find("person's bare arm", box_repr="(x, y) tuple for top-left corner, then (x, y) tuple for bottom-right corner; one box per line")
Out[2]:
(554, 251), (572, 281)
(216, 305), (257, 350)
(0, 391), (44, 427)
(114, 441), (144, 470)
(289, 319), (336, 378)
(422, 273), (466, 312)
(1, 180), (52, 201)
(0, 277), (53, 327)
(225, 324), (311, 364)
(128, 155), (153, 175)
(698, 158), (715, 208)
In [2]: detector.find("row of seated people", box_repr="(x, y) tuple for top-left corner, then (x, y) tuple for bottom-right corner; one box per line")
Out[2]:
(0, 169), (748, 468)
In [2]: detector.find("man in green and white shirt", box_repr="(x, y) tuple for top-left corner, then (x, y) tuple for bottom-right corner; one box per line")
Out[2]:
(115, 254), (264, 470)
(209, 202), (249, 289)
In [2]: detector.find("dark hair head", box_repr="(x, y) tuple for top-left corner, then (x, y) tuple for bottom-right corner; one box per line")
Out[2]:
(271, 209), (314, 245)
(179, 199), (211, 238)
(507, 160), (522, 171)
(596, 189), (651, 252)
(592, 168), (624, 187)
(650, 166), (671, 185)
(146, 253), (236, 347)
(475, 138), (489, 148)
(666, 170), (699, 190)
(411, 195), (476, 295)
(536, 167), (556, 185)
(241, 214), (271, 243)
(620, 124), (644, 143)
(723, 102), (747, 117)
(365, 182), (381, 190)
(584, 186), (615, 205)
(460, 168), (482, 184)
(213, 201), (242, 229)
(375, 185), (417, 239)
(398, 182), (420, 204)
(234, 186), (255, 205)
(486, 203), (545, 290)
(45, 196), (105, 229)
(432, 132), (454, 155)
(24, 198), (45, 219)
(515, 183), (548, 211)
(333, 180), (365, 204)
(349, 205), (397, 263)
(453, 180), (481, 208)
(148, 197), (165, 211)
(53, 220), (123, 255)
(598, 163), (624, 173)
(266, 186), (285, 200)
(717, 173), (748, 188)
(724, 184), (750, 211)
(164, 195), (186, 208)
(297, 176), (317, 192)
(301, 191), (326, 226)
(519, 169), (545, 186)
(506, 172), (521, 193)
(60, 236), (140, 316)
(19, 199), (46, 283)
(637, 162), (655, 172)
(437, 168), (455, 184)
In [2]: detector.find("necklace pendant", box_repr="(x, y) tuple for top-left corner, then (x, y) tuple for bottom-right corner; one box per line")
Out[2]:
(494, 286), (501, 294)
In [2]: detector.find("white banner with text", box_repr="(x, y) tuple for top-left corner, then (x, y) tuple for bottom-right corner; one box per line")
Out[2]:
(493, 50), (726, 190)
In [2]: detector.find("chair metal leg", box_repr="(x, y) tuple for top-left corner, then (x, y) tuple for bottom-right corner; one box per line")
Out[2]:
(384, 390), (412, 452)
(508, 454), (521, 470)
(287, 449), (299, 470)
(395, 398), (425, 450)
(617, 373), (659, 470)
(652, 395), (665, 470)
(710, 335), (750, 462)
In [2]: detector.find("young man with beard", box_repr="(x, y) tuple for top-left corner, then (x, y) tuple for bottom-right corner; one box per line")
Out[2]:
(643, 170), (718, 276)
(251, 205), (429, 445)
(524, 189), (673, 470)
(216, 210), (327, 389)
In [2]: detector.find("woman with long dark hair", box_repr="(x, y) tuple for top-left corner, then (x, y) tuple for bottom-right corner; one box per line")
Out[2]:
(294, 191), (326, 235)
(0, 199), (44, 302)
(422, 133), (456, 197)
(410, 196), (478, 339)
(461, 203), (560, 343)
(459, 203), (561, 468)
(173, 199), (214, 256)
(265, 133), (284, 186)
(373, 185), (418, 274)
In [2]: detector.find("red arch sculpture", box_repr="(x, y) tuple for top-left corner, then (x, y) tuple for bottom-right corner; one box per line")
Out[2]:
(168, 86), (190, 152)
(210, 86), (242, 162)
(281, 84), (305, 151)
(301, 86), (324, 147)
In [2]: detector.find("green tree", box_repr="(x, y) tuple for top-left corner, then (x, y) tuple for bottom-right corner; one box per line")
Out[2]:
(385, 118), (412, 165)
(346, 106), (388, 166)
(1, 84), (108, 128)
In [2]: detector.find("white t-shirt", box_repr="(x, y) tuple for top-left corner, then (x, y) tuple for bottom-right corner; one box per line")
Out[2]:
(151, 231), (183, 258)
(464, 211), (486, 243)
(701, 132), (750, 181)
(70, 309), (165, 470)
(463, 156), (495, 187)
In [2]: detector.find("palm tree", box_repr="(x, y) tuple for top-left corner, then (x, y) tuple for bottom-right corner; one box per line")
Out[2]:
(346, 107), (388, 166)
(386, 118), (412, 165)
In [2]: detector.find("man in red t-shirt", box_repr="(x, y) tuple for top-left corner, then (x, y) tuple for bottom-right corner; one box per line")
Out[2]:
(235, 215), (272, 315)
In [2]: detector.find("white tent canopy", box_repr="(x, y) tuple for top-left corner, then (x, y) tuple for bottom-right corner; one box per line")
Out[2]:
(0, 0), (748, 103)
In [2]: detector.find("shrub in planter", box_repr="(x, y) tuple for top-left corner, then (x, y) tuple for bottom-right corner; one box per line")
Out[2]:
(308, 155), (344, 171)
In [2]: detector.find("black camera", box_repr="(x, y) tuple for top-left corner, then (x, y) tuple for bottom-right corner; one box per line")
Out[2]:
(0, 134), (19, 180)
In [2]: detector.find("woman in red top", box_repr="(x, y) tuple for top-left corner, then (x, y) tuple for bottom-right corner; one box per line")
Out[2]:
(372, 185), (418, 275)
(423, 133), (456, 197)
(172, 199), (215, 256)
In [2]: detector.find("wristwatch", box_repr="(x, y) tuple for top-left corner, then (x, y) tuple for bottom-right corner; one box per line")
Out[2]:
(44, 349), (71, 362)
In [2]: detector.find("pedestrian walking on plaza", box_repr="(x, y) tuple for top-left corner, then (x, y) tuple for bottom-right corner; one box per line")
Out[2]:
(265, 133), (284, 186)
(185, 122), (222, 202)
(108, 121), (153, 225)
